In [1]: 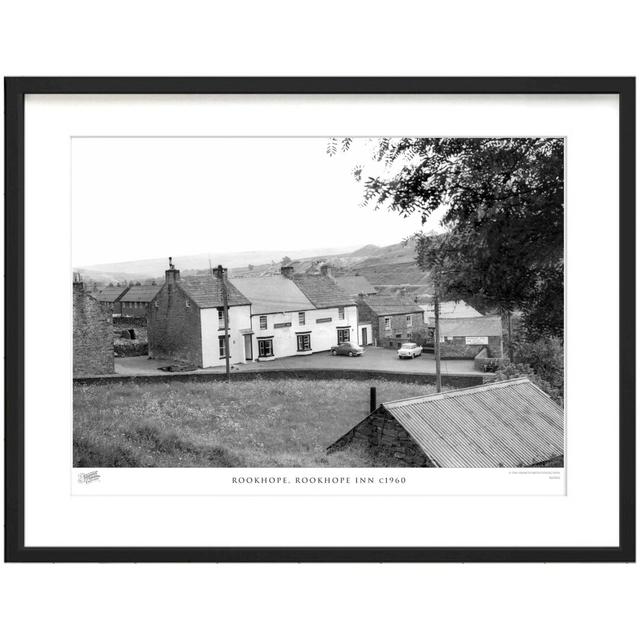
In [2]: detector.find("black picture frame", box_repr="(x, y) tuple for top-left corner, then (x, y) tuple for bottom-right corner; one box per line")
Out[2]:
(4, 77), (636, 563)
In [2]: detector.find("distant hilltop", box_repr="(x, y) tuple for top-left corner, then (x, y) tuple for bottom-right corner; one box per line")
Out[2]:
(76, 236), (437, 295)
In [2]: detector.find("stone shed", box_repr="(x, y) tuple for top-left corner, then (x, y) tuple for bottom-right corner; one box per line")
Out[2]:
(437, 315), (504, 358)
(73, 278), (115, 377)
(328, 378), (564, 468)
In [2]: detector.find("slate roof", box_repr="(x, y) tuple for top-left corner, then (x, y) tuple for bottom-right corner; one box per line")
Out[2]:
(334, 275), (377, 297)
(381, 378), (564, 468)
(229, 275), (315, 315)
(291, 274), (355, 309)
(178, 275), (250, 309)
(120, 285), (161, 303)
(420, 300), (482, 320)
(439, 315), (502, 337)
(359, 295), (423, 316)
(95, 286), (129, 303)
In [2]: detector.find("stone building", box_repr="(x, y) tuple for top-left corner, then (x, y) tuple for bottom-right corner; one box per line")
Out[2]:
(328, 378), (564, 468)
(73, 276), (115, 377)
(437, 315), (503, 358)
(95, 284), (130, 315)
(120, 284), (161, 318)
(148, 263), (252, 367)
(355, 294), (426, 349)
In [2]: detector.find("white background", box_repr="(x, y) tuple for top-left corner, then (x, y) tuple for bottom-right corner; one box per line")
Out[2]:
(1, 2), (638, 639)
(28, 94), (606, 546)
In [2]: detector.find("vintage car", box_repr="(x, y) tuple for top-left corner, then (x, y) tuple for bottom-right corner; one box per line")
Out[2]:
(397, 342), (423, 359)
(330, 341), (364, 357)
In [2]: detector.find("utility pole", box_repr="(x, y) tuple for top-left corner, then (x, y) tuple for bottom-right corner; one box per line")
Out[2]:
(433, 289), (442, 393)
(217, 264), (231, 382)
(507, 310), (513, 361)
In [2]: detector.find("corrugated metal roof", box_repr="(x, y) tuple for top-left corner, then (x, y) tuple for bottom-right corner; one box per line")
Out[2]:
(95, 286), (129, 302)
(120, 285), (161, 303)
(179, 276), (250, 309)
(229, 275), (315, 315)
(438, 315), (502, 337)
(383, 378), (563, 468)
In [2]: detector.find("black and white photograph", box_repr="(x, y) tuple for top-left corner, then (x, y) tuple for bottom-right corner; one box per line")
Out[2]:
(72, 135), (565, 469)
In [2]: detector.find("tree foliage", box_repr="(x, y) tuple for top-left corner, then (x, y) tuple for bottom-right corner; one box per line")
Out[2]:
(331, 137), (564, 337)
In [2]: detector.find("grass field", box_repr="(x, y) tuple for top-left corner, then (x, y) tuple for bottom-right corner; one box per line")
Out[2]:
(73, 378), (438, 467)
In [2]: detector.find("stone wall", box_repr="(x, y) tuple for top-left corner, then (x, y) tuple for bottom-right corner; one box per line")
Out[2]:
(74, 367), (494, 387)
(147, 282), (203, 366)
(329, 407), (433, 467)
(473, 347), (508, 372)
(73, 286), (114, 377)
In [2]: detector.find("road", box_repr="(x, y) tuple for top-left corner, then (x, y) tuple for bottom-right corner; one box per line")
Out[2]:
(115, 347), (477, 377)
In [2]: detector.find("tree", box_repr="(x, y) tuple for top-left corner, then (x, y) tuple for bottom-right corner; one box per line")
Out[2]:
(331, 137), (564, 337)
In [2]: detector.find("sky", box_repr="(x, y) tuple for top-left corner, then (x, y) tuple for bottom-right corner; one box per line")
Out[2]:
(71, 137), (443, 267)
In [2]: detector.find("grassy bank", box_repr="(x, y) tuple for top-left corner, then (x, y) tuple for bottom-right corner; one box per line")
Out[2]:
(74, 378), (438, 467)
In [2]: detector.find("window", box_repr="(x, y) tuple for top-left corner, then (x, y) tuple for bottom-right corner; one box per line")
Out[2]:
(298, 312), (305, 325)
(218, 309), (225, 329)
(297, 334), (311, 352)
(406, 315), (412, 327)
(259, 315), (267, 330)
(384, 317), (391, 331)
(338, 307), (345, 320)
(218, 336), (226, 358)
(337, 328), (350, 344)
(258, 338), (273, 358)
(185, 300), (190, 308)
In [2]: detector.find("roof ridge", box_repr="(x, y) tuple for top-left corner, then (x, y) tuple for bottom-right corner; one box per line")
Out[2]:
(382, 377), (532, 408)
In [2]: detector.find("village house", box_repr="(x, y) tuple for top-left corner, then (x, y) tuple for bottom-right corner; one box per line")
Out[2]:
(328, 378), (564, 468)
(355, 294), (426, 349)
(230, 264), (358, 360)
(120, 284), (162, 317)
(148, 261), (359, 367)
(437, 315), (504, 358)
(148, 263), (252, 367)
(73, 275), (114, 377)
(95, 284), (130, 316)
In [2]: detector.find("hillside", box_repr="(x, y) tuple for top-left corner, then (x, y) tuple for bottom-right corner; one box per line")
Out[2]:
(76, 236), (435, 294)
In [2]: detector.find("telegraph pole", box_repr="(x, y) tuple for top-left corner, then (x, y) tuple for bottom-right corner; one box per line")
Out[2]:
(433, 289), (442, 393)
(217, 264), (231, 382)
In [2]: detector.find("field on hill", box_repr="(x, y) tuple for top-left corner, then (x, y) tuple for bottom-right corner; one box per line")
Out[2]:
(74, 378), (438, 467)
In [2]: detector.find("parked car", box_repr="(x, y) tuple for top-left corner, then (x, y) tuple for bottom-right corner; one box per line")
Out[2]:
(331, 342), (364, 357)
(397, 342), (423, 359)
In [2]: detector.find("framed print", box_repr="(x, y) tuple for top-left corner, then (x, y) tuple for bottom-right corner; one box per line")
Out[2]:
(4, 77), (635, 562)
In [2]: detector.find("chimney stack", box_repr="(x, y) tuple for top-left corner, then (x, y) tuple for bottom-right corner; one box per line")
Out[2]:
(280, 264), (294, 278)
(165, 257), (180, 284)
(215, 264), (228, 280)
(72, 272), (84, 291)
(320, 264), (333, 279)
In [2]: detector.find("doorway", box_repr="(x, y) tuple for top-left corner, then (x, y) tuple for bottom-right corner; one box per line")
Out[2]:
(244, 334), (253, 360)
(361, 327), (368, 346)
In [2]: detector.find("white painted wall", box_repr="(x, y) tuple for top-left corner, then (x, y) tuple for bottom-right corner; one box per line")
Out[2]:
(200, 305), (252, 367)
(251, 305), (358, 360)
(357, 323), (373, 346)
